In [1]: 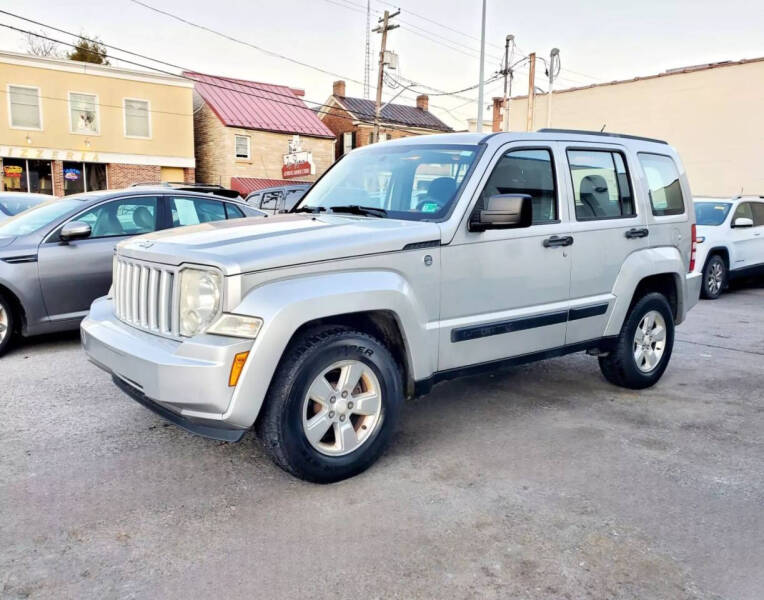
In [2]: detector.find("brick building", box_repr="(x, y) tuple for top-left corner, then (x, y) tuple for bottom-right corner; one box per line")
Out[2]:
(318, 80), (452, 160)
(0, 51), (194, 195)
(185, 72), (335, 197)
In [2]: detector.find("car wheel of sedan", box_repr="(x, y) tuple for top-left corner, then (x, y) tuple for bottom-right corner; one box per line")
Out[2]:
(0, 292), (15, 357)
(598, 292), (675, 389)
(256, 326), (403, 483)
(701, 255), (726, 299)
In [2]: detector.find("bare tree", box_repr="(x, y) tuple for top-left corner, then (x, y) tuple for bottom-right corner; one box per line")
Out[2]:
(25, 30), (61, 57)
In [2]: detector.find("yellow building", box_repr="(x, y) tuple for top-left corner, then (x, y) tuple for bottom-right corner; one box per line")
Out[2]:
(505, 58), (764, 197)
(0, 50), (195, 196)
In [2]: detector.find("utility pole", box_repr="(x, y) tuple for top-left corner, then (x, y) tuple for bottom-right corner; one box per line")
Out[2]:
(526, 52), (536, 132)
(501, 34), (515, 131)
(372, 9), (399, 143)
(546, 48), (560, 128)
(363, 0), (371, 99)
(475, 0), (487, 131)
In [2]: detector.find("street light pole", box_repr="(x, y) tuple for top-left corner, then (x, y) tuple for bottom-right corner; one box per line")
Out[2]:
(475, 0), (487, 132)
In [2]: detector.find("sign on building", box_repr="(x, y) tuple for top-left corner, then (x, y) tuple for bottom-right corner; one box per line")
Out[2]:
(282, 135), (314, 179)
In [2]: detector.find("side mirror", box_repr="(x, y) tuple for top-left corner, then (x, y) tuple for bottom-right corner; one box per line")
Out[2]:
(732, 216), (753, 228)
(60, 221), (92, 242)
(469, 194), (533, 232)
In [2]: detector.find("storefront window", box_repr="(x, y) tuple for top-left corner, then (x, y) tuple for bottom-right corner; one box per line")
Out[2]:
(1, 158), (53, 194)
(63, 161), (107, 195)
(2, 158), (27, 192)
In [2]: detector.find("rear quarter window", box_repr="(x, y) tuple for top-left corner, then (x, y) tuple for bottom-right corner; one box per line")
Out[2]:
(638, 153), (685, 216)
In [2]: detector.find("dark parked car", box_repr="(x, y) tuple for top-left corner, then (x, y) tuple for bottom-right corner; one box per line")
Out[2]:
(0, 192), (51, 222)
(0, 187), (263, 355)
(246, 184), (311, 214)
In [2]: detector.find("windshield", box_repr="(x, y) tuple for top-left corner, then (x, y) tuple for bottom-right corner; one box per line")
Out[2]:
(695, 201), (732, 226)
(296, 144), (479, 220)
(0, 199), (82, 236)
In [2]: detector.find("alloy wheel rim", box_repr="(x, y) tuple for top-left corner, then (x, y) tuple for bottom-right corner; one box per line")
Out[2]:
(301, 360), (383, 456)
(707, 262), (723, 295)
(633, 310), (667, 373)
(0, 304), (8, 344)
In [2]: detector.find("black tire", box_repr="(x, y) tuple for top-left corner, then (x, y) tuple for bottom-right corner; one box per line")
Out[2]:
(701, 254), (726, 299)
(0, 291), (15, 358)
(598, 292), (675, 389)
(256, 326), (403, 483)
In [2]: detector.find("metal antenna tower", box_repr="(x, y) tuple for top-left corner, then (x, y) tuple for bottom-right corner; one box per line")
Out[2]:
(363, 0), (371, 98)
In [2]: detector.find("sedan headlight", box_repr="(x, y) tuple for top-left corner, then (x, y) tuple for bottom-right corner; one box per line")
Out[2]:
(179, 268), (222, 337)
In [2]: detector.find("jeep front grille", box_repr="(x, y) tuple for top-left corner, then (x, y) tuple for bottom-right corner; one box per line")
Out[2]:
(113, 256), (179, 337)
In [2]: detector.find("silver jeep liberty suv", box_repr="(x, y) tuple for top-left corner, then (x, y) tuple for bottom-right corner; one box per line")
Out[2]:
(82, 130), (702, 482)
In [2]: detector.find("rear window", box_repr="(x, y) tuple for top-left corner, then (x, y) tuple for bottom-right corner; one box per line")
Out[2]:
(638, 153), (685, 216)
(694, 202), (731, 226)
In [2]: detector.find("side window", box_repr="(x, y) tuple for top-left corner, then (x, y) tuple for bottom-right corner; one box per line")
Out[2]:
(225, 203), (245, 219)
(638, 153), (685, 216)
(75, 196), (158, 239)
(260, 191), (282, 211)
(479, 148), (557, 224)
(750, 202), (764, 227)
(567, 149), (634, 220)
(733, 202), (753, 224)
(171, 196), (227, 227)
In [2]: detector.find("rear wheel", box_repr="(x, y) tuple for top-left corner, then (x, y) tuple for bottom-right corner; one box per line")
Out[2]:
(701, 255), (726, 299)
(598, 292), (675, 389)
(0, 292), (15, 357)
(256, 326), (403, 483)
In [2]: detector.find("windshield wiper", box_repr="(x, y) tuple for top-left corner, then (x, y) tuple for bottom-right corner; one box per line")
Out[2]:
(293, 206), (326, 214)
(330, 205), (387, 218)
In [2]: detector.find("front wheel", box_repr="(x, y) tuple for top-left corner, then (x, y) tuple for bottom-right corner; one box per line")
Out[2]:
(598, 293), (675, 389)
(256, 327), (403, 483)
(0, 292), (15, 357)
(701, 255), (726, 299)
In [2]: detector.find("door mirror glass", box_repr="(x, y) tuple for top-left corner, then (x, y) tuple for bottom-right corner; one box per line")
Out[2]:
(60, 220), (92, 241)
(470, 194), (533, 232)
(732, 216), (754, 228)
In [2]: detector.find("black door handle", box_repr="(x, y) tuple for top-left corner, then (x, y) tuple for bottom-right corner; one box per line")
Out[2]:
(625, 227), (649, 239)
(543, 235), (574, 248)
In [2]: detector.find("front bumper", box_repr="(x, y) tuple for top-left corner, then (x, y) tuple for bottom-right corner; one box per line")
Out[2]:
(81, 297), (254, 441)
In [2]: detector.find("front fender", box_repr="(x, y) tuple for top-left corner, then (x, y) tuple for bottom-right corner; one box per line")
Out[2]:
(221, 269), (434, 428)
(604, 246), (687, 336)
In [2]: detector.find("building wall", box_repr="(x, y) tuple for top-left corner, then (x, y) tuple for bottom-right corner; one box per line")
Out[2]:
(508, 59), (764, 197)
(193, 102), (334, 187)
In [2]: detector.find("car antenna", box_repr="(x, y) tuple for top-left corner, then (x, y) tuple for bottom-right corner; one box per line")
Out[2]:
(600, 124), (606, 132)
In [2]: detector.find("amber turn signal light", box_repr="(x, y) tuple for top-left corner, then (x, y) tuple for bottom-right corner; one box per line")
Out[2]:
(228, 352), (250, 387)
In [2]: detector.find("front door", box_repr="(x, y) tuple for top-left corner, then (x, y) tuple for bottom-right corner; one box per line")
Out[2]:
(729, 202), (764, 270)
(37, 195), (160, 321)
(438, 143), (572, 372)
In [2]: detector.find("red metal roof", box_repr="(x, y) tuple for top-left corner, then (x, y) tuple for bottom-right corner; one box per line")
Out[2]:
(231, 177), (311, 196)
(185, 71), (335, 139)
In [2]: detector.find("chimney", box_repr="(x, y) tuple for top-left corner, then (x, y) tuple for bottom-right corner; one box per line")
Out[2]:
(416, 94), (429, 112)
(492, 97), (506, 132)
(333, 80), (346, 97)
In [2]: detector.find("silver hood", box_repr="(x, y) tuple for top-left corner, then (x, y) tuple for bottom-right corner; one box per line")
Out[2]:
(117, 214), (442, 275)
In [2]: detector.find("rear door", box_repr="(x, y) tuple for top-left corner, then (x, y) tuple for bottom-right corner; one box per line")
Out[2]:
(168, 195), (228, 227)
(563, 143), (648, 345)
(37, 195), (160, 320)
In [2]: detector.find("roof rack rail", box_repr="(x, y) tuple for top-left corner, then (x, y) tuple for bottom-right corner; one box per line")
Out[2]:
(129, 181), (228, 189)
(538, 128), (668, 145)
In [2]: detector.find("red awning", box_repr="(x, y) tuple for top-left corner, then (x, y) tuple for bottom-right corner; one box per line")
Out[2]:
(230, 177), (311, 196)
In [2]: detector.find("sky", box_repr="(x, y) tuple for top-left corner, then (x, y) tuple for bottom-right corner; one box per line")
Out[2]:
(1, 0), (762, 129)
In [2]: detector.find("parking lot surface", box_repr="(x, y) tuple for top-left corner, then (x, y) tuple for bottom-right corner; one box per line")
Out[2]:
(2, 284), (763, 600)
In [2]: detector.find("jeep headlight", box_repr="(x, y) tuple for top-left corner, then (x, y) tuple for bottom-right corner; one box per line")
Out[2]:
(179, 268), (222, 337)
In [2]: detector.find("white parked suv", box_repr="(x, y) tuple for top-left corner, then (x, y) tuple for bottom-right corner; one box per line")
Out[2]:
(82, 130), (702, 482)
(693, 196), (764, 299)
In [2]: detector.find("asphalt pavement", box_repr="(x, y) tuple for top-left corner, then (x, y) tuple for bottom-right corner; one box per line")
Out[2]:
(1, 282), (763, 599)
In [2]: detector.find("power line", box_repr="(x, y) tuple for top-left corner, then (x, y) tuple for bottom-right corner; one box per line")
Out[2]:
(0, 20), (440, 135)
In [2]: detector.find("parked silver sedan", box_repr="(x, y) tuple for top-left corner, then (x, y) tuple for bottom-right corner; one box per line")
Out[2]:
(0, 192), (51, 222)
(0, 187), (264, 355)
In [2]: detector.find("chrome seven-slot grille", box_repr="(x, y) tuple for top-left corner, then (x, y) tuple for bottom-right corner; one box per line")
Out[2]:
(114, 256), (179, 337)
